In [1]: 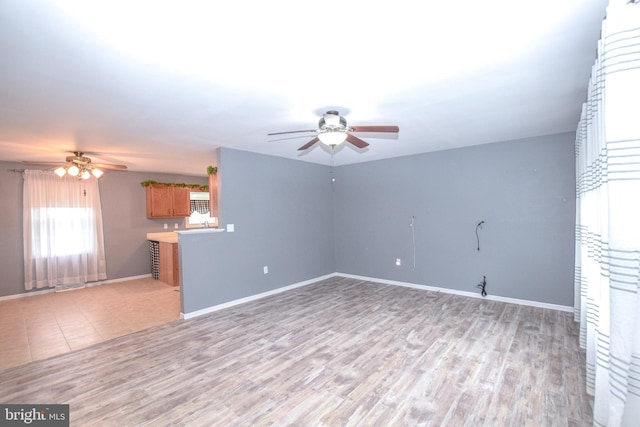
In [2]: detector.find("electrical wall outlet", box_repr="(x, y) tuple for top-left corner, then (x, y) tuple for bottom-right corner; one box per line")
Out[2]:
(163, 224), (168, 229)
(174, 223), (179, 229)
(263, 266), (268, 274)
(395, 258), (401, 266)
(227, 224), (235, 232)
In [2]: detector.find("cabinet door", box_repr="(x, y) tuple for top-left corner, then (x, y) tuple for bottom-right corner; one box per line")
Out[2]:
(146, 186), (173, 218)
(172, 187), (191, 217)
(159, 242), (179, 286)
(172, 243), (180, 286)
(208, 173), (218, 218)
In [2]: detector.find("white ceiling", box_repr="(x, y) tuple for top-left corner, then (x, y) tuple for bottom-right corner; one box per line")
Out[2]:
(0, 0), (607, 176)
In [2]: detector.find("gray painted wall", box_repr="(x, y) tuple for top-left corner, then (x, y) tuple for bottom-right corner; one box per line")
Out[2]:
(180, 148), (335, 313)
(4, 133), (576, 307)
(0, 162), (26, 297)
(333, 132), (576, 306)
(0, 161), (208, 297)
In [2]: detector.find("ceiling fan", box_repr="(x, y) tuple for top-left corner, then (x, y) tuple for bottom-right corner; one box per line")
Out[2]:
(23, 151), (127, 179)
(268, 110), (399, 151)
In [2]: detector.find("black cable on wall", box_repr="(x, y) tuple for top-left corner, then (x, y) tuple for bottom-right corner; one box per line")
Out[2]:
(475, 220), (484, 251)
(477, 276), (487, 297)
(475, 221), (487, 297)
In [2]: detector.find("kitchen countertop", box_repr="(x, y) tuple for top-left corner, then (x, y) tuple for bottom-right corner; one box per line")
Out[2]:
(176, 228), (225, 235)
(147, 228), (225, 243)
(146, 232), (179, 244)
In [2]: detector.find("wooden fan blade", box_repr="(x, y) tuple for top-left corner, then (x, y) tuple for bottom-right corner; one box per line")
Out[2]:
(298, 137), (320, 151)
(23, 161), (64, 166)
(268, 129), (317, 136)
(93, 163), (128, 170)
(23, 160), (127, 170)
(346, 133), (369, 149)
(349, 125), (399, 133)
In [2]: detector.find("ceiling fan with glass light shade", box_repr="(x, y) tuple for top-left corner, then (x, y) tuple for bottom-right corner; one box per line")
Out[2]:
(23, 151), (127, 179)
(268, 110), (399, 151)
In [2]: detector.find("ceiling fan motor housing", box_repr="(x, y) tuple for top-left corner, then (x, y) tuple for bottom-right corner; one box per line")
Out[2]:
(66, 153), (91, 165)
(319, 111), (347, 131)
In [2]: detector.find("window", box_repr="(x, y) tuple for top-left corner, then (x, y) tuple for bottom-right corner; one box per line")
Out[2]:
(23, 170), (107, 290)
(31, 207), (97, 257)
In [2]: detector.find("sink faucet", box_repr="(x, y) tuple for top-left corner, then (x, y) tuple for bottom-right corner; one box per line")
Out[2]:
(203, 221), (209, 228)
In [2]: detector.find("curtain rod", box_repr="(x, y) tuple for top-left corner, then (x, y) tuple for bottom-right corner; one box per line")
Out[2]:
(7, 169), (25, 173)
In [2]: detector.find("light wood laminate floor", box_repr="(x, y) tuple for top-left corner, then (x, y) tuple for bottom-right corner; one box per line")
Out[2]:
(0, 277), (180, 371)
(0, 277), (592, 426)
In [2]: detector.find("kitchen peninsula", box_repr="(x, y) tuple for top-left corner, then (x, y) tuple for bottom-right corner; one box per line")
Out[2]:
(147, 232), (180, 286)
(147, 229), (225, 287)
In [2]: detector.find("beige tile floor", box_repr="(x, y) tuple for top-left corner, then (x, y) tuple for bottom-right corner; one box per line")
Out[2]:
(0, 277), (180, 371)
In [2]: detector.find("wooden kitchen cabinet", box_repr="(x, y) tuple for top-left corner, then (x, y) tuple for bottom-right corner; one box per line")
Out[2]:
(146, 185), (190, 218)
(159, 242), (180, 286)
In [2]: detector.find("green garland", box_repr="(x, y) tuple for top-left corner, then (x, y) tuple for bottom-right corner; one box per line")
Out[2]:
(141, 166), (215, 191)
(140, 180), (208, 192)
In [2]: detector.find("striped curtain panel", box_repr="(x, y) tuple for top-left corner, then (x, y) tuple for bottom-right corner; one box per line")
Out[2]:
(574, 1), (640, 425)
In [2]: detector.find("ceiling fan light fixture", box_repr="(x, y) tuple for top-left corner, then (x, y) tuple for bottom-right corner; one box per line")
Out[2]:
(318, 131), (347, 146)
(23, 151), (126, 179)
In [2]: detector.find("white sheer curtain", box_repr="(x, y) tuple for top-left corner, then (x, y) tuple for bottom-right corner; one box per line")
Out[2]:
(574, 1), (640, 425)
(23, 170), (107, 290)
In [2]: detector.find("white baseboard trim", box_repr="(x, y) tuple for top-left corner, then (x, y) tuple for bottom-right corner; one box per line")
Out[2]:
(181, 273), (336, 320)
(335, 272), (573, 313)
(0, 274), (154, 301)
(0, 287), (56, 301)
(180, 272), (573, 319)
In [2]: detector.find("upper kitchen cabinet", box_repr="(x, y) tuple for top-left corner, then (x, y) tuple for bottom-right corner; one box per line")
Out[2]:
(209, 173), (218, 218)
(146, 185), (191, 218)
